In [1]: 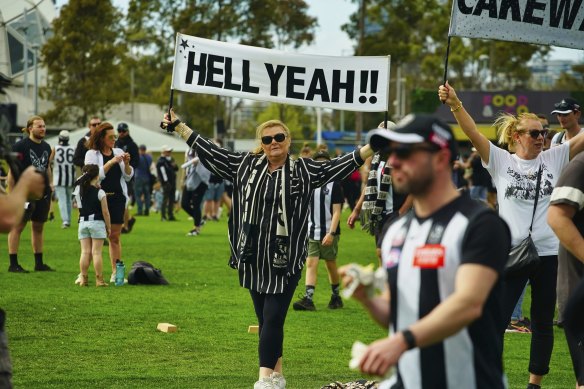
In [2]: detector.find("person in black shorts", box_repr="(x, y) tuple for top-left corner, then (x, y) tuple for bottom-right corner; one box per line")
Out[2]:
(7, 116), (55, 273)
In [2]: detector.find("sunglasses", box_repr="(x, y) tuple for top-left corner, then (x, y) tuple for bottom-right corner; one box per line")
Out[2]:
(385, 144), (440, 160)
(261, 133), (287, 145)
(523, 129), (548, 139)
(107, 134), (118, 141)
(90, 122), (101, 127)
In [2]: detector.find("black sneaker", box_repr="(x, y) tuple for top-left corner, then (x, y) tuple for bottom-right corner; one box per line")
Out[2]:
(34, 264), (55, 272)
(292, 296), (316, 311)
(328, 295), (344, 309)
(127, 217), (136, 232)
(8, 264), (29, 273)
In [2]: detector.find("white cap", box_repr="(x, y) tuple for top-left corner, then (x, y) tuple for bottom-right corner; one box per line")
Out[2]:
(161, 145), (173, 152)
(59, 130), (70, 138)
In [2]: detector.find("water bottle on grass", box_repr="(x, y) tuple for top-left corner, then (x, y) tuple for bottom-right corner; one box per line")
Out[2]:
(115, 260), (125, 286)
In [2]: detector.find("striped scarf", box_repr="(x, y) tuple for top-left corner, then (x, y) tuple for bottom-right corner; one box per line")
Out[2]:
(239, 155), (293, 275)
(361, 153), (391, 235)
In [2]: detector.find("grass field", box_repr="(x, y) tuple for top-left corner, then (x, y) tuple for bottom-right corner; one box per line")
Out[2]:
(0, 205), (575, 388)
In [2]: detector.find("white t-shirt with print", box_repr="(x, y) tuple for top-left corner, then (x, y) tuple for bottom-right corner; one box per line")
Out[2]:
(485, 142), (570, 255)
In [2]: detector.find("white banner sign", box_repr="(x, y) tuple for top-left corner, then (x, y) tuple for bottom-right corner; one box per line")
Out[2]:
(171, 33), (391, 112)
(449, 0), (584, 50)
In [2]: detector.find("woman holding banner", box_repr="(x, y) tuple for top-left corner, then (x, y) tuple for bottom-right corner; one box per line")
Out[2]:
(439, 81), (584, 389)
(162, 109), (373, 389)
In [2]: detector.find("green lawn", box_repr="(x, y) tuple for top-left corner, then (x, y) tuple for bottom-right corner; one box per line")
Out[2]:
(0, 205), (575, 388)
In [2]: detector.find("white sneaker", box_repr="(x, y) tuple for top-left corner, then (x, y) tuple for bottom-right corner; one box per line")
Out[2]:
(254, 377), (275, 389)
(270, 372), (286, 388)
(110, 273), (116, 283)
(74, 273), (83, 285)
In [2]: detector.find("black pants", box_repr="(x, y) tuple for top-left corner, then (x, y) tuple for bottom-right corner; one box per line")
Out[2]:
(564, 278), (584, 385)
(161, 184), (175, 219)
(500, 255), (557, 376)
(181, 184), (207, 227)
(249, 272), (301, 369)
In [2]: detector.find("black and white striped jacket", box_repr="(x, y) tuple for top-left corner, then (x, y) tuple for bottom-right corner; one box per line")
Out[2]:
(187, 132), (364, 293)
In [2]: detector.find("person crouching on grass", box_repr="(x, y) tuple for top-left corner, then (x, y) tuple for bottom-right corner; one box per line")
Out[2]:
(74, 164), (111, 287)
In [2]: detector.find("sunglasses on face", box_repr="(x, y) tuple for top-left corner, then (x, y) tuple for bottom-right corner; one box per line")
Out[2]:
(261, 133), (287, 145)
(385, 144), (440, 160)
(523, 129), (548, 139)
(107, 134), (118, 141)
(90, 122), (101, 127)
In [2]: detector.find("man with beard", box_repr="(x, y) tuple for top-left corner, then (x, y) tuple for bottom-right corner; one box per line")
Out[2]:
(341, 114), (511, 389)
(7, 116), (55, 272)
(73, 116), (101, 168)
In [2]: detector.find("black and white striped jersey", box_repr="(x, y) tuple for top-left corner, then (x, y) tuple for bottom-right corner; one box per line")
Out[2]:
(380, 193), (510, 389)
(308, 181), (343, 241)
(53, 145), (76, 187)
(187, 132), (364, 294)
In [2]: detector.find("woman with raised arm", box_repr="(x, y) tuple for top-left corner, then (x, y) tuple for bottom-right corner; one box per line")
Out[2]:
(439, 81), (584, 389)
(162, 109), (373, 389)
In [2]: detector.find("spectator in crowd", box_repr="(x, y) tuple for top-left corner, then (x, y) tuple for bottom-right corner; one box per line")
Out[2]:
(84, 122), (133, 283)
(347, 120), (413, 263)
(0, 164), (45, 389)
(548, 151), (584, 389)
(115, 123), (138, 233)
(161, 108), (373, 389)
(293, 150), (344, 311)
(73, 116), (101, 168)
(52, 130), (76, 228)
(74, 164), (110, 287)
(549, 97), (583, 329)
(440, 81), (584, 388)
(181, 148), (210, 236)
(7, 116), (54, 273)
(466, 147), (491, 203)
(340, 114), (510, 388)
(156, 145), (178, 221)
(550, 98), (583, 147)
(134, 145), (153, 216)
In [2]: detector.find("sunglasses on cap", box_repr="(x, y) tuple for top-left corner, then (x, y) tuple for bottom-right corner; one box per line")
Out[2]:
(384, 143), (440, 160)
(523, 129), (548, 139)
(261, 133), (287, 145)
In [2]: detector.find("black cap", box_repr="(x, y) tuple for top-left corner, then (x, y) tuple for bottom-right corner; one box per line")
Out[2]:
(313, 150), (331, 160)
(139, 144), (147, 151)
(117, 122), (129, 132)
(551, 97), (580, 115)
(367, 114), (458, 161)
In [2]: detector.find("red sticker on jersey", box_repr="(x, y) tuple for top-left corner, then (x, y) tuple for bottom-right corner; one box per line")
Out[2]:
(413, 244), (445, 268)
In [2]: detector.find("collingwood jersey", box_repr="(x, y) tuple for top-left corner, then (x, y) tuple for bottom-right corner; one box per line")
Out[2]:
(53, 145), (76, 187)
(380, 193), (510, 389)
(308, 181), (344, 240)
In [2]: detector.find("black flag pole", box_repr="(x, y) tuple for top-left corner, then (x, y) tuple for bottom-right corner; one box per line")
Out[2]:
(441, 36), (452, 104)
(161, 88), (175, 133)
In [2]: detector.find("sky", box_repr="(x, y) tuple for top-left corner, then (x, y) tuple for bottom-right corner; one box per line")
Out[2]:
(53, 0), (583, 62)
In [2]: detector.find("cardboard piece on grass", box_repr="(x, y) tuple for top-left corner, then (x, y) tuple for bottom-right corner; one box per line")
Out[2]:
(248, 325), (259, 334)
(157, 323), (177, 333)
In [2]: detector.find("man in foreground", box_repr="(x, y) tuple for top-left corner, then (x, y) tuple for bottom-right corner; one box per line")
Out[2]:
(343, 114), (511, 388)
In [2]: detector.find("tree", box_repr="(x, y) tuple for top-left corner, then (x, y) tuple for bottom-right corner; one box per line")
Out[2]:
(41, 0), (126, 126)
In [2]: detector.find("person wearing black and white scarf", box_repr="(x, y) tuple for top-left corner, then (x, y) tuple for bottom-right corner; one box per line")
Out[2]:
(162, 109), (374, 389)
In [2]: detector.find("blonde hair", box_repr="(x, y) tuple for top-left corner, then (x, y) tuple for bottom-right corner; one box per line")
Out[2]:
(494, 112), (540, 152)
(252, 120), (291, 154)
(21, 115), (44, 135)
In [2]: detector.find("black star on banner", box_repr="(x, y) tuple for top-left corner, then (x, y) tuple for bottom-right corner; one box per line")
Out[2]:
(179, 39), (189, 50)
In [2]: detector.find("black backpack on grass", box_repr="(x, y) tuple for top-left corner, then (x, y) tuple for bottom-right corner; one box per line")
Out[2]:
(127, 261), (169, 285)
